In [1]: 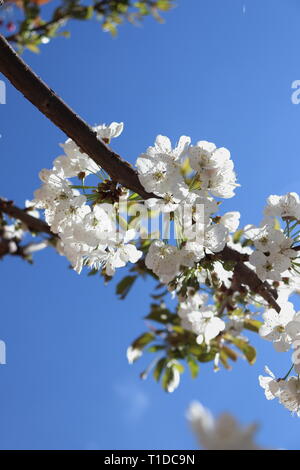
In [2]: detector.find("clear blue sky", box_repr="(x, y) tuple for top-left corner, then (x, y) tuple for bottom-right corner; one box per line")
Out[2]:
(1, 0), (300, 450)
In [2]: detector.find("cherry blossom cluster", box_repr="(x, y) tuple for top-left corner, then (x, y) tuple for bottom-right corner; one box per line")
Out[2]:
(137, 135), (240, 284)
(32, 123), (143, 276)
(258, 291), (300, 415)
(237, 193), (300, 416)
(134, 134), (244, 353)
(246, 193), (300, 282)
(259, 366), (300, 417)
(136, 136), (239, 200)
(178, 291), (225, 346)
(33, 126), (241, 281)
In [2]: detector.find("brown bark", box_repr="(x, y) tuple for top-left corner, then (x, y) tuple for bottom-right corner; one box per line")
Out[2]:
(0, 199), (52, 234)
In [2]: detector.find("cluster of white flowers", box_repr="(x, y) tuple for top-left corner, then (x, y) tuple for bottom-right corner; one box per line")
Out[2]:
(264, 192), (300, 220)
(259, 293), (300, 352)
(247, 225), (298, 282)
(139, 135), (240, 285)
(178, 292), (225, 345)
(259, 366), (300, 417)
(33, 129), (242, 283)
(187, 401), (261, 450)
(245, 193), (300, 283)
(33, 123), (143, 275)
(144, 240), (198, 284)
(259, 291), (300, 415)
(136, 137), (239, 200)
(234, 193), (300, 417)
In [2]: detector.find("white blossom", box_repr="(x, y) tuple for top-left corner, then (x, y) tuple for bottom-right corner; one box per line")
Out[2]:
(136, 135), (190, 197)
(259, 367), (300, 417)
(264, 192), (300, 220)
(145, 240), (182, 284)
(220, 211), (240, 233)
(188, 141), (239, 199)
(178, 292), (208, 318)
(105, 230), (142, 276)
(53, 152), (99, 179)
(185, 223), (228, 260)
(178, 293), (225, 345)
(225, 316), (244, 336)
(279, 377), (300, 416)
(259, 366), (283, 400)
(259, 299), (296, 351)
(249, 250), (291, 282)
(94, 122), (124, 143)
(127, 346), (143, 364)
(2, 223), (24, 241)
(193, 308), (225, 345)
(23, 241), (49, 254)
(164, 361), (181, 393)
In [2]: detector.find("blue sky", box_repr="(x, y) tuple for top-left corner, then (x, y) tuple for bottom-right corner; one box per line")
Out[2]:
(1, 0), (300, 450)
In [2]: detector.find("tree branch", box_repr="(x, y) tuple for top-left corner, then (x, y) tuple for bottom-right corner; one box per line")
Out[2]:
(207, 245), (280, 312)
(0, 199), (53, 234)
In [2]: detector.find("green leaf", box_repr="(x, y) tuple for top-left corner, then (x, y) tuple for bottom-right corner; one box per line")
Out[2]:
(26, 44), (40, 53)
(116, 275), (137, 299)
(244, 319), (263, 333)
(153, 357), (167, 382)
(132, 332), (155, 350)
(162, 366), (173, 391)
(230, 308), (244, 317)
(25, 4), (40, 20)
(230, 337), (256, 364)
(134, 2), (150, 15)
(147, 344), (165, 353)
(220, 350), (232, 370)
(161, 363), (180, 392)
(232, 229), (243, 243)
(146, 303), (176, 324)
(71, 6), (94, 20)
(85, 6), (94, 19)
(190, 343), (217, 362)
(157, 0), (173, 11)
(172, 361), (184, 373)
(59, 31), (71, 38)
(222, 346), (238, 362)
(222, 260), (236, 271)
(187, 356), (199, 378)
(102, 20), (118, 36)
(151, 289), (168, 300)
(88, 268), (98, 276)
